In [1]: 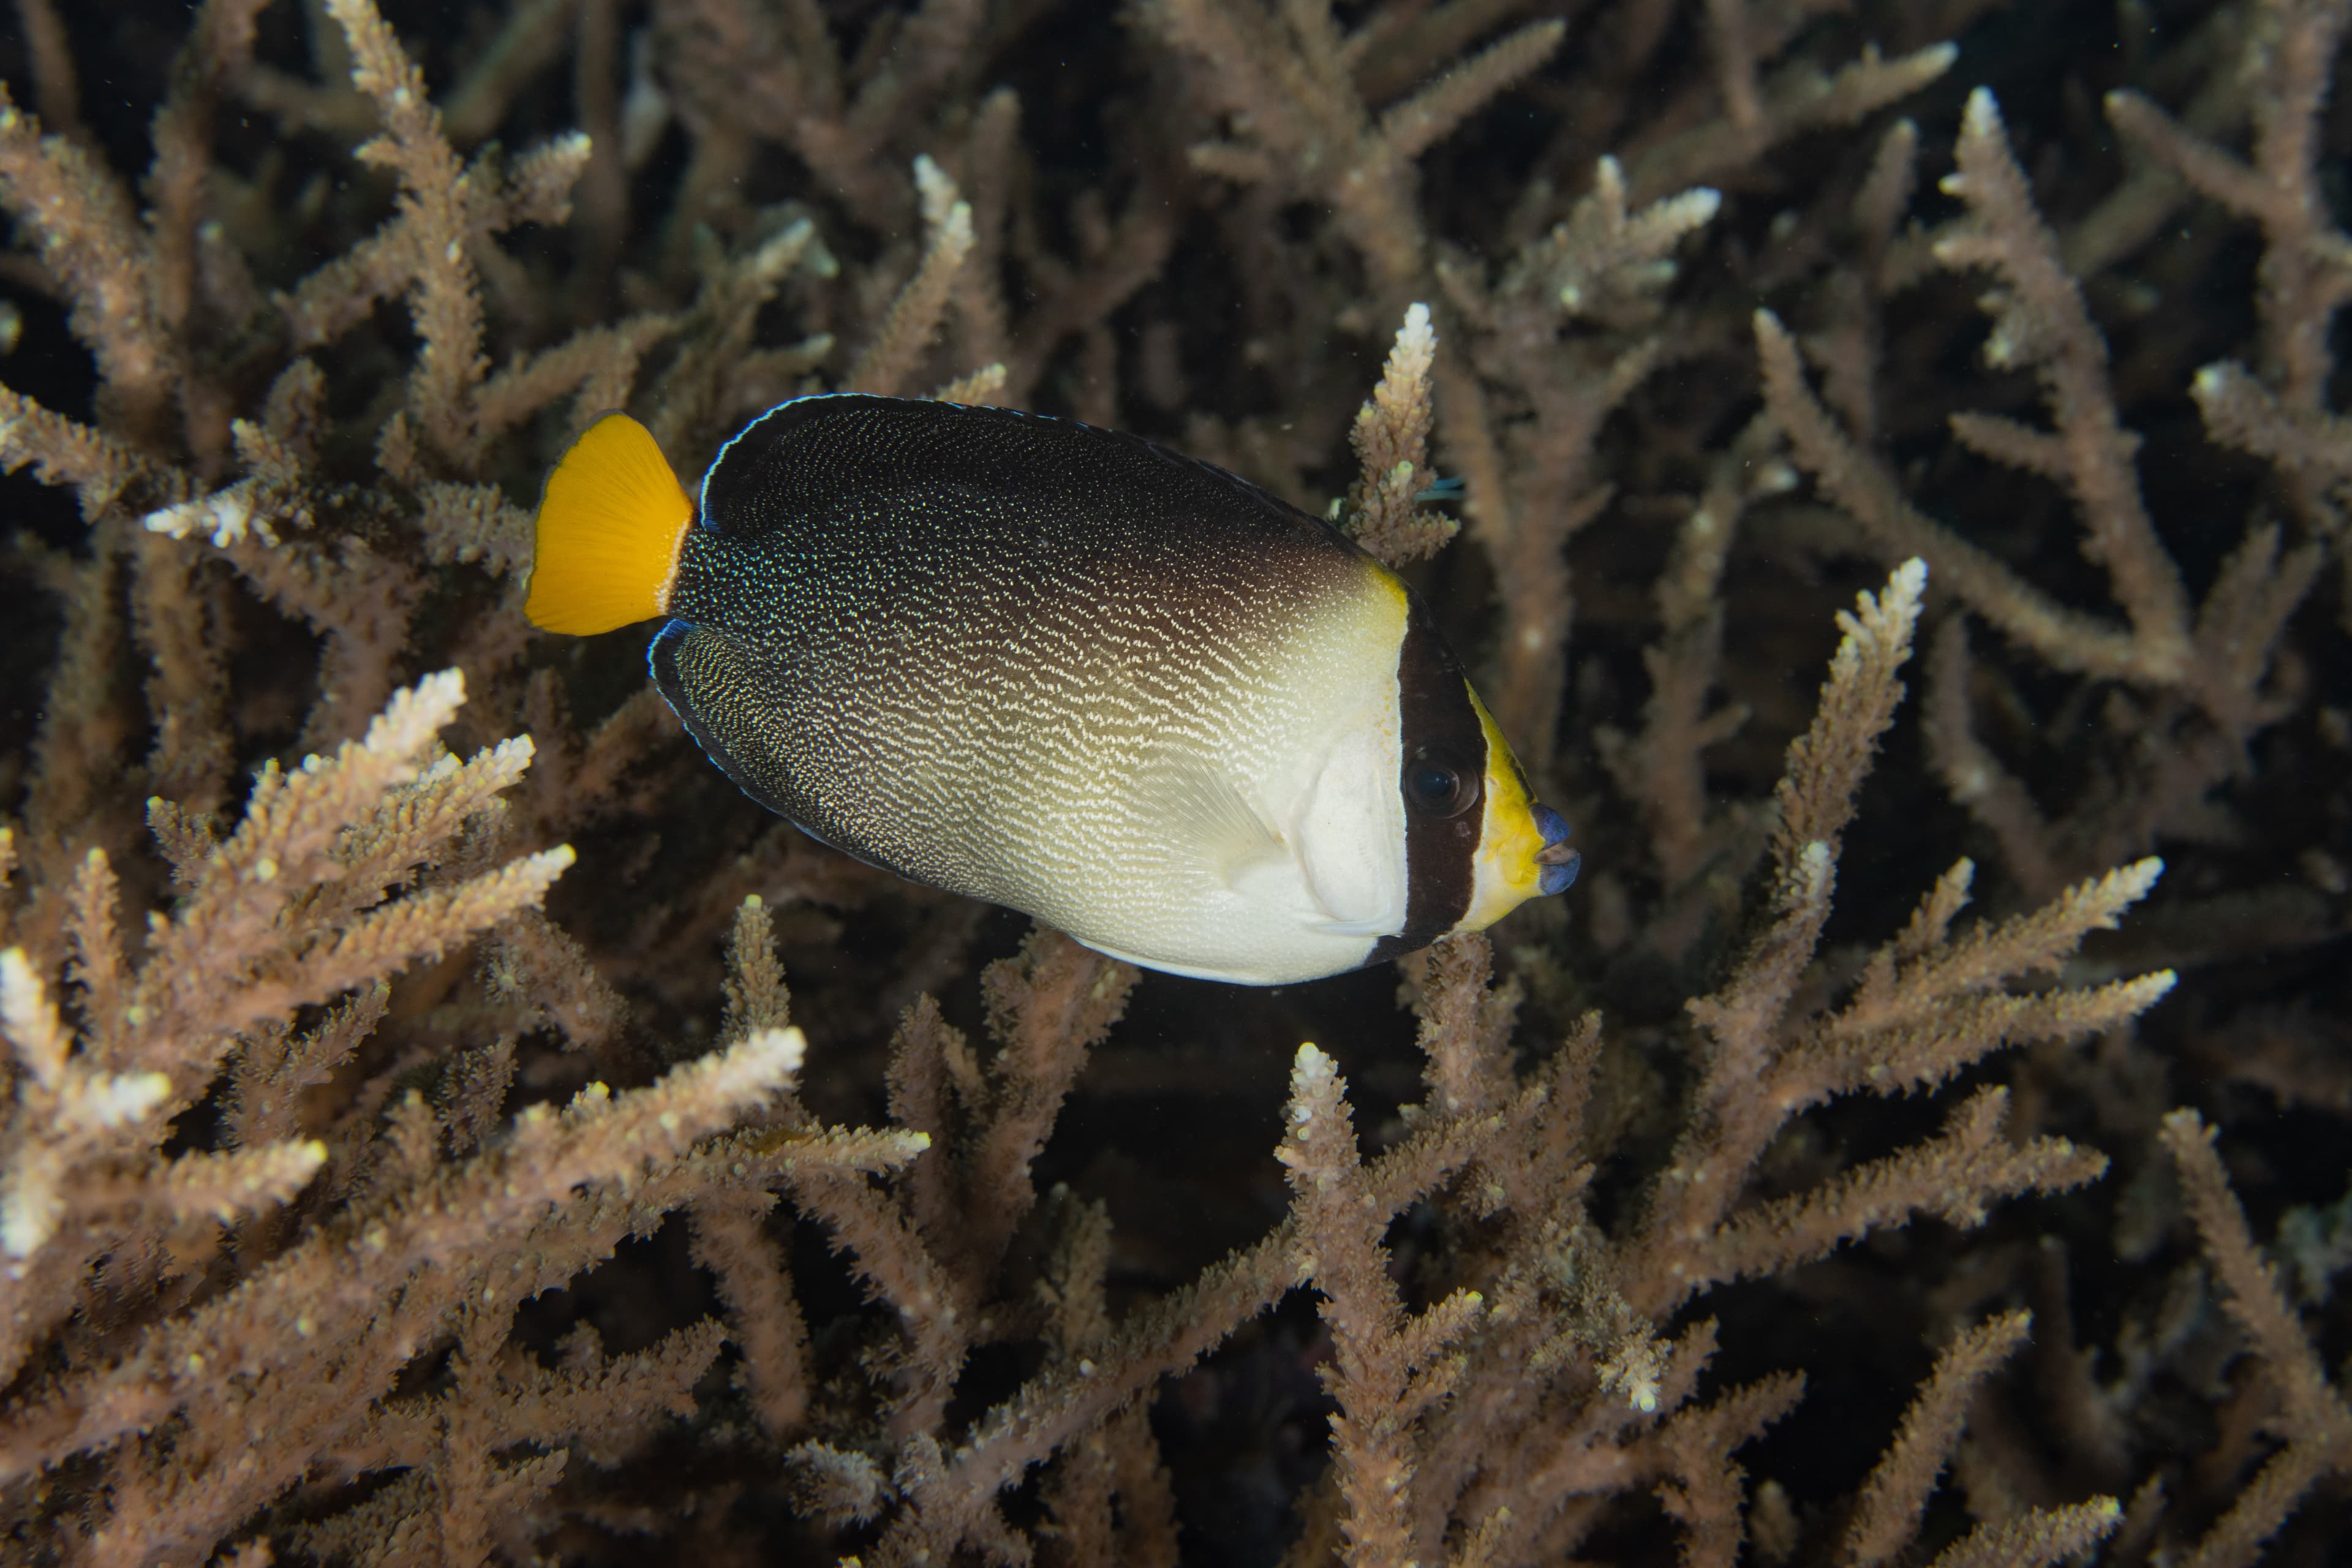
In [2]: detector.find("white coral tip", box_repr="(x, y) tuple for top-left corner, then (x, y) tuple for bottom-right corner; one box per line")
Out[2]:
(0, 1172), (61, 1257)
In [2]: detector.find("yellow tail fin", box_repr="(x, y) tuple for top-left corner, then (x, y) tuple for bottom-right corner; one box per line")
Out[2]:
(526, 413), (695, 635)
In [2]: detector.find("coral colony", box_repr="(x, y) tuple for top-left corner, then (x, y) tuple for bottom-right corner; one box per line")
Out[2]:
(0, 0), (2347, 1563)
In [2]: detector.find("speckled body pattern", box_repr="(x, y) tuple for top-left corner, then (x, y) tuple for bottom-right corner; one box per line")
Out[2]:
(652, 394), (1489, 983)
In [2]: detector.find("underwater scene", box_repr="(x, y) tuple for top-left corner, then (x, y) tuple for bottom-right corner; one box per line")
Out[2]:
(0, 0), (2348, 1562)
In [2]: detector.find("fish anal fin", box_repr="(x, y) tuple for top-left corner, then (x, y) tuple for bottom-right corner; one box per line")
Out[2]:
(648, 624), (894, 874)
(647, 622), (797, 814)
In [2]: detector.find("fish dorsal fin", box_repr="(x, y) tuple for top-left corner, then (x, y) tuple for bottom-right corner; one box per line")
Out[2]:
(696, 393), (1320, 547)
(527, 413), (696, 635)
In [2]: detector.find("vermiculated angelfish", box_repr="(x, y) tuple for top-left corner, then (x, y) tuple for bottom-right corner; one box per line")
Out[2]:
(524, 394), (1578, 984)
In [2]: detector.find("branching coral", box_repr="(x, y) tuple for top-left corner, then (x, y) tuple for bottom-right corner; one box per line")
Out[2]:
(0, 0), (2344, 1562)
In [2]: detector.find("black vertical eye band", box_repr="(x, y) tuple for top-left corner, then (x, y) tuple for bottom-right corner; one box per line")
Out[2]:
(1366, 594), (1487, 966)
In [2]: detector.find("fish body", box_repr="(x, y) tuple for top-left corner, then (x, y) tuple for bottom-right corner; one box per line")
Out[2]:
(526, 395), (1576, 984)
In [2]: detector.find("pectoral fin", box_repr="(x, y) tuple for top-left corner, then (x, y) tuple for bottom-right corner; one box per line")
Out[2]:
(1140, 748), (1289, 892)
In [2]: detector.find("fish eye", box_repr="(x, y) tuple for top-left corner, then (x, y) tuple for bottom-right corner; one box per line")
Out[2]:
(1403, 750), (1479, 818)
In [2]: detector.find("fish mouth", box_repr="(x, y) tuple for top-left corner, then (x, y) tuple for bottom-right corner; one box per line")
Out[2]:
(1531, 803), (1581, 897)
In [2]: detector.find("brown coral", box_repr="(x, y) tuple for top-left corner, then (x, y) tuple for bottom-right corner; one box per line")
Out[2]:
(0, 0), (2345, 1562)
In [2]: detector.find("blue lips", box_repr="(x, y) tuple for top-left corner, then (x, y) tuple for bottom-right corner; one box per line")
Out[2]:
(1531, 802), (1581, 897)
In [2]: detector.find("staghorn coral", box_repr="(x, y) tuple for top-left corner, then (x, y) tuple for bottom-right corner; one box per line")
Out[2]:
(0, 0), (2345, 1564)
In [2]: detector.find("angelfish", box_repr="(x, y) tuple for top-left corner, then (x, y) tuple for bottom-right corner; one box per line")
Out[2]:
(525, 395), (1578, 985)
